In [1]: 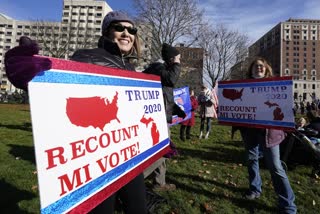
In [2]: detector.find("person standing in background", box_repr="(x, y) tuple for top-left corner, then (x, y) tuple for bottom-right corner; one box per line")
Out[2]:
(198, 84), (215, 139)
(240, 57), (296, 214)
(143, 43), (182, 191)
(180, 88), (198, 141)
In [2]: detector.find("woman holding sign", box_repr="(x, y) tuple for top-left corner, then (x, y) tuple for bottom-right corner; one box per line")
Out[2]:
(5, 11), (147, 214)
(240, 57), (296, 213)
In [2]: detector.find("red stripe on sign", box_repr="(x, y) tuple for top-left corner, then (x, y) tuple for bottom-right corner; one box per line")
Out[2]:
(41, 56), (160, 82)
(218, 76), (292, 85)
(67, 145), (171, 214)
(218, 121), (295, 131)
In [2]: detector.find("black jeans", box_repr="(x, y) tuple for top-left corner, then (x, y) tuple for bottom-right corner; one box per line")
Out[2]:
(90, 173), (147, 214)
(180, 125), (191, 139)
(200, 117), (212, 133)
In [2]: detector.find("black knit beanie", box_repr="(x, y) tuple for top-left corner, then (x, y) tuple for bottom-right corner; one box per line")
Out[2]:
(161, 43), (180, 61)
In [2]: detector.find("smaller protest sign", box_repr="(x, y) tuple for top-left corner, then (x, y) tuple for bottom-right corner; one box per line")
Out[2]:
(217, 77), (295, 130)
(170, 86), (191, 126)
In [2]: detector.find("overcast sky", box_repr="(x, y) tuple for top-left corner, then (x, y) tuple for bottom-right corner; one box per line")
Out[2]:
(1, 0), (320, 43)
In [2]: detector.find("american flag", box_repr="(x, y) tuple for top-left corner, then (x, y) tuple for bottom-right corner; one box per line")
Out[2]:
(211, 82), (219, 118)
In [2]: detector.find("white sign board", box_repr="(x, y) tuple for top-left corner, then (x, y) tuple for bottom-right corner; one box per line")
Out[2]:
(217, 77), (295, 130)
(28, 58), (170, 213)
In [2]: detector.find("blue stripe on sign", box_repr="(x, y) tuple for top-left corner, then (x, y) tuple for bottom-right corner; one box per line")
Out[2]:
(218, 117), (295, 127)
(32, 71), (161, 88)
(218, 80), (292, 88)
(41, 138), (170, 214)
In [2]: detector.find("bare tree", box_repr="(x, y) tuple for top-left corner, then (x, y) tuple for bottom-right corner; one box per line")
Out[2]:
(29, 20), (97, 58)
(198, 24), (249, 87)
(133, 0), (204, 61)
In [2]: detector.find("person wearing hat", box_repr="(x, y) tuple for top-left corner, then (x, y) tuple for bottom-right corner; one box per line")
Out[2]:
(198, 84), (216, 139)
(143, 43), (183, 191)
(5, 11), (147, 214)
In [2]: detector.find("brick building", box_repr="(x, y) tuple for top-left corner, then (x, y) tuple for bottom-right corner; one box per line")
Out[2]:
(176, 44), (204, 93)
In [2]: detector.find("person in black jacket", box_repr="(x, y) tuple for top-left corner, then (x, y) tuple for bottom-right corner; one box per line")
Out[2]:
(5, 11), (147, 214)
(143, 43), (182, 191)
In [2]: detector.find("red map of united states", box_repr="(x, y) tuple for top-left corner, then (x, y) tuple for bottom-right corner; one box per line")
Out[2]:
(66, 92), (120, 130)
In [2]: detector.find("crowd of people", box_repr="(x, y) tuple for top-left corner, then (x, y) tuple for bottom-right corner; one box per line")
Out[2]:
(7, 9), (320, 214)
(294, 100), (320, 116)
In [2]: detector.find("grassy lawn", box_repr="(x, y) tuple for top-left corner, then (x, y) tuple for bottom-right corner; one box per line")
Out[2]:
(1, 104), (319, 213)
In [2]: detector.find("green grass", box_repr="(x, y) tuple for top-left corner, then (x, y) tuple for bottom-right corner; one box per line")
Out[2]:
(1, 104), (320, 213)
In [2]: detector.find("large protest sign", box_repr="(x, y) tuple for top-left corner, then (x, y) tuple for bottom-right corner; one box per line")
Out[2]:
(28, 58), (170, 213)
(170, 86), (191, 126)
(217, 77), (295, 130)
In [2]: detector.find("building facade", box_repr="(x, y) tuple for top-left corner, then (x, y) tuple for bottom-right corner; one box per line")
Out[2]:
(0, 0), (114, 93)
(248, 18), (320, 102)
(0, 0), (200, 95)
(175, 44), (204, 93)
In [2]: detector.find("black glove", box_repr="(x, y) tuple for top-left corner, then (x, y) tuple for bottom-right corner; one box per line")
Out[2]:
(173, 103), (186, 118)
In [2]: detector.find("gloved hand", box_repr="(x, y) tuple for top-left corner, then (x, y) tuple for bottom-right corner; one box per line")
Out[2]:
(4, 36), (52, 90)
(173, 103), (186, 118)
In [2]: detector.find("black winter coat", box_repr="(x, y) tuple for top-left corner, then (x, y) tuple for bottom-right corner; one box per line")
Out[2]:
(71, 36), (135, 71)
(143, 61), (181, 123)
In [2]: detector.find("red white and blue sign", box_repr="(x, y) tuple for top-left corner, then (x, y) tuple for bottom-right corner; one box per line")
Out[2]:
(217, 76), (295, 130)
(28, 58), (170, 213)
(170, 86), (191, 126)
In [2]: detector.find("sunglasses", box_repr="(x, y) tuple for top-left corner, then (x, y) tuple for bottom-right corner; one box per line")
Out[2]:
(112, 24), (137, 35)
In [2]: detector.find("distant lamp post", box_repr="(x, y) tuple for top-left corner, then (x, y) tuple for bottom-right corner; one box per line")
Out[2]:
(299, 94), (302, 102)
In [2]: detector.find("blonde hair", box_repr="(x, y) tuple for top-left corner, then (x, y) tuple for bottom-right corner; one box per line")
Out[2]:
(247, 57), (273, 78)
(298, 117), (306, 126)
